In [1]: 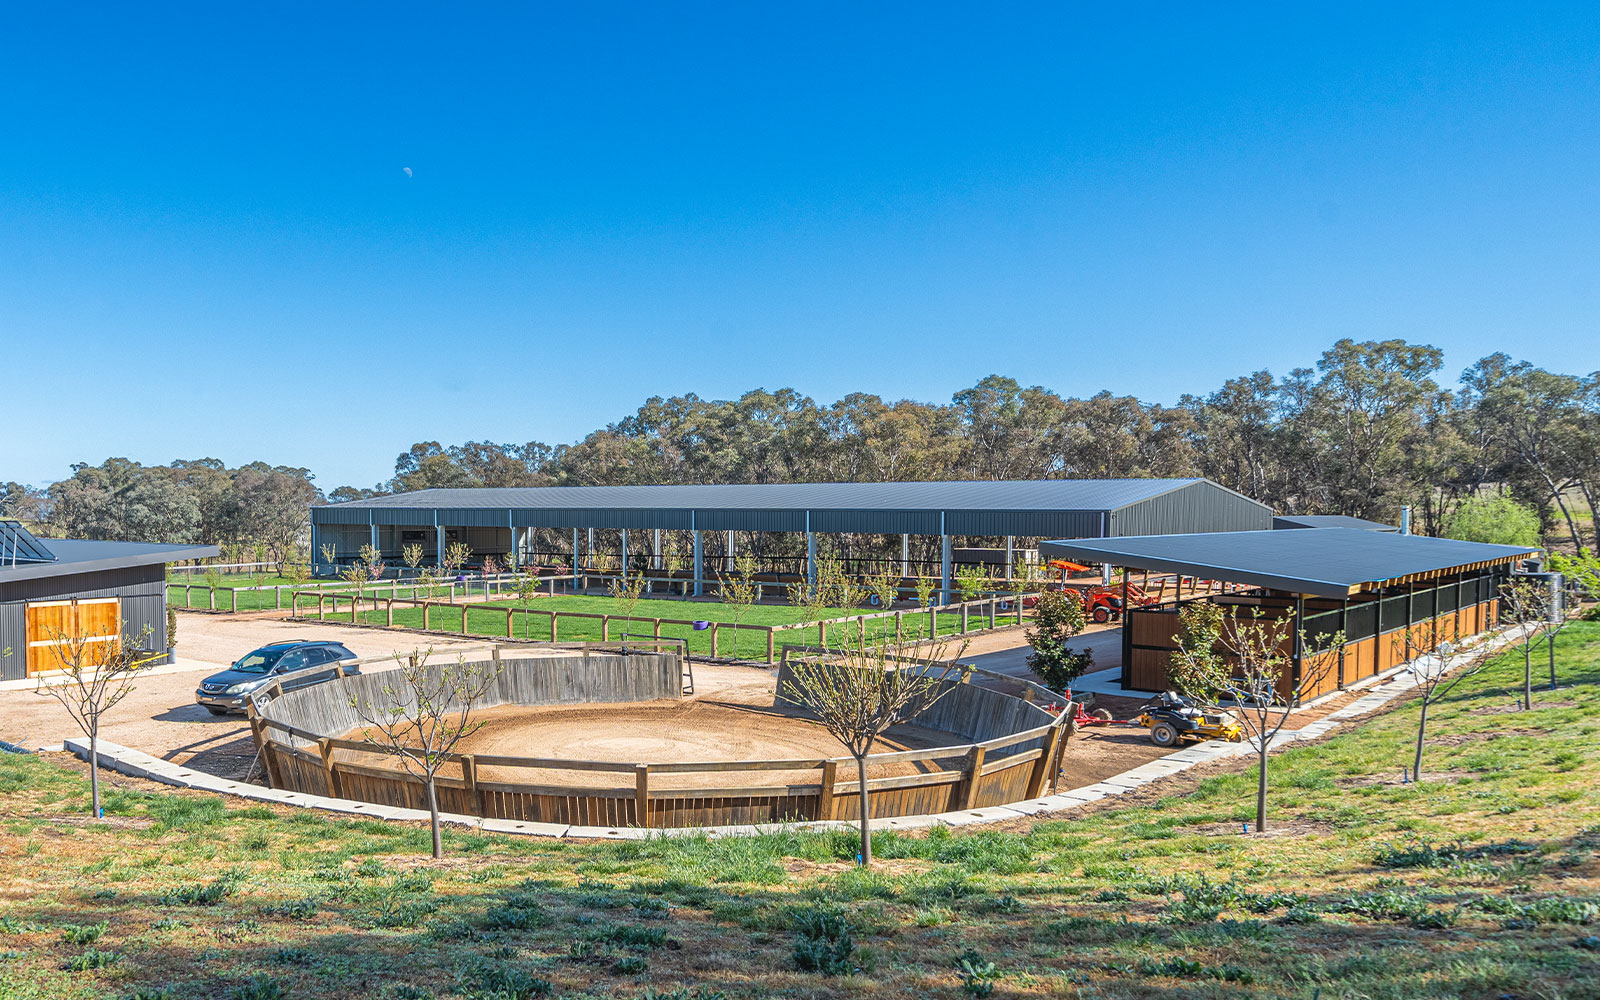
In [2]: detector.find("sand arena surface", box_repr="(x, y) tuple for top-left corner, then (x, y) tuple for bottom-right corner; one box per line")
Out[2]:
(337, 697), (965, 790)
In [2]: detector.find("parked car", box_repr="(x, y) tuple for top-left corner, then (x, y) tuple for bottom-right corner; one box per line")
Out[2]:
(194, 640), (359, 715)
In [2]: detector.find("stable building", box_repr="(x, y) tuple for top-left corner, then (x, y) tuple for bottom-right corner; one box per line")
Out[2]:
(310, 478), (1274, 598)
(0, 521), (217, 679)
(1037, 528), (1539, 698)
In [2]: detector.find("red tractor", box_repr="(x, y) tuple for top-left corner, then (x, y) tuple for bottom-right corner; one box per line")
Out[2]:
(1015, 559), (1128, 623)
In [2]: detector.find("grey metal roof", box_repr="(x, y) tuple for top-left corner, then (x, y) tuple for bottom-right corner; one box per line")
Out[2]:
(0, 539), (220, 584)
(323, 479), (1210, 512)
(312, 479), (1273, 538)
(1037, 528), (1536, 599)
(1274, 515), (1399, 532)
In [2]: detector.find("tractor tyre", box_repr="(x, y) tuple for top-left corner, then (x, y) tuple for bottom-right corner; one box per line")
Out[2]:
(1092, 708), (1114, 721)
(1092, 606), (1110, 624)
(1150, 722), (1180, 748)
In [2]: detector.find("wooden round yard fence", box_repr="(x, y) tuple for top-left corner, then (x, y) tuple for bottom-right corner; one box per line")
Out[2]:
(246, 644), (1072, 830)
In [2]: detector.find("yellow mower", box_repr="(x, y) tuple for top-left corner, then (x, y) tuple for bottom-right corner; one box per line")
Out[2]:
(1136, 691), (1244, 747)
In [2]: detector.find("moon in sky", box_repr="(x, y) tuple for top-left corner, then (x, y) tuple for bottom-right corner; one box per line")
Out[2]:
(402, 166), (413, 178)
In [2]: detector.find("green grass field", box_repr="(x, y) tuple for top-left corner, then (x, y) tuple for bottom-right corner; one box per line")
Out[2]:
(1, 623), (1596, 998)
(304, 593), (1007, 660)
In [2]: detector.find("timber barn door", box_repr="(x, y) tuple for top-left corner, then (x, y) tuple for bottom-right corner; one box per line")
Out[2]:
(24, 597), (121, 675)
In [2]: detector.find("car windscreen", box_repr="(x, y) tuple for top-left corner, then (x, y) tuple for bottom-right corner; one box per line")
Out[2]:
(232, 648), (288, 674)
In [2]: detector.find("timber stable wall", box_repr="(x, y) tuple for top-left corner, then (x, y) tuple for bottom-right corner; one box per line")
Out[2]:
(251, 650), (1069, 829)
(1124, 572), (1503, 698)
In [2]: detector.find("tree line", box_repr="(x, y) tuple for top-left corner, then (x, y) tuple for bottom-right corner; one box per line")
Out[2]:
(5, 338), (1595, 554)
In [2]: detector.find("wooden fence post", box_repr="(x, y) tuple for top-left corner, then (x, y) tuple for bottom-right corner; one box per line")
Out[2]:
(1026, 725), (1063, 799)
(506, 607), (514, 638)
(817, 759), (838, 819)
(422, 601), (430, 631)
(386, 599), (394, 627)
(601, 615), (610, 641)
(958, 745), (986, 809)
(710, 623), (719, 658)
(635, 764), (650, 828)
(961, 603), (968, 633)
(208, 587), (215, 611)
(766, 628), (775, 664)
(317, 594), (325, 620)
(461, 605), (469, 634)
(462, 754), (482, 817)
(317, 738), (342, 798)
(230, 589), (238, 613)
(550, 612), (558, 642)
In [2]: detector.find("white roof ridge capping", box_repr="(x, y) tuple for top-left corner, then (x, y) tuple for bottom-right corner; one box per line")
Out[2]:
(1037, 528), (1538, 599)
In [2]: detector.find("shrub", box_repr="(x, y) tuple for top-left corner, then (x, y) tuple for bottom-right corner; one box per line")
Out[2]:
(64, 949), (121, 972)
(60, 922), (107, 945)
(956, 949), (999, 997)
(615, 955), (649, 974)
(158, 869), (245, 906)
(791, 908), (856, 976)
(229, 976), (287, 1000)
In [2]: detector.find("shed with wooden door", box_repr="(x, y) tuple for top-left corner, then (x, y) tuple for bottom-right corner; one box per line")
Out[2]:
(0, 520), (216, 680)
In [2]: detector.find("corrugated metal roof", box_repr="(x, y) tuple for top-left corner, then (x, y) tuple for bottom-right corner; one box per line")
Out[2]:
(320, 479), (1208, 513)
(1274, 515), (1399, 532)
(311, 479), (1274, 538)
(0, 539), (219, 584)
(1037, 528), (1536, 598)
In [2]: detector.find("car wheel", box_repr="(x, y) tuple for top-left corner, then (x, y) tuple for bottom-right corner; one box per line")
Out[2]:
(1150, 722), (1180, 747)
(1092, 607), (1110, 624)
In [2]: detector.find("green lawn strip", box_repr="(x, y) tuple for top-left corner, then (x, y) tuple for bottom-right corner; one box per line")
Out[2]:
(1, 623), (1596, 998)
(306, 593), (994, 658)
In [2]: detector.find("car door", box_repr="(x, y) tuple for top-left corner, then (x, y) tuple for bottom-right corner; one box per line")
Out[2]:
(274, 650), (309, 689)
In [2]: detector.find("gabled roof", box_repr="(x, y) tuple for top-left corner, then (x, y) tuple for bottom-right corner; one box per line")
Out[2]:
(0, 539), (220, 584)
(321, 479), (1216, 512)
(1037, 528), (1536, 599)
(1274, 514), (1399, 532)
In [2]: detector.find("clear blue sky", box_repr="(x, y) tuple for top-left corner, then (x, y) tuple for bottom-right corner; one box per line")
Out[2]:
(3, 3), (1597, 490)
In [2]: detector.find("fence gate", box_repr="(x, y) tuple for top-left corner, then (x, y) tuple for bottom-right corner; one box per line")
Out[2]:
(24, 597), (121, 675)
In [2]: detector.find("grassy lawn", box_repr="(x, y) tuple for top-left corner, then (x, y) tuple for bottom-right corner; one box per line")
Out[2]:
(168, 580), (464, 612)
(1, 623), (1597, 998)
(304, 593), (1007, 660)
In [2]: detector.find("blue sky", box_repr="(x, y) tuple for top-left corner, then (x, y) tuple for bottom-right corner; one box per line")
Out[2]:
(3, 3), (1597, 490)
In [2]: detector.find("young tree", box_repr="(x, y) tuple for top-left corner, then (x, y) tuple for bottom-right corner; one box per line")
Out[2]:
(1499, 577), (1559, 709)
(912, 575), (937, 611)
(402, 542), (426, 577)
(1167, 601), (1230, 704)
(781, 633), (969, 866)
(1024, 589), (1093, 691)
(510, 571), (542, 639)
(319, 542), (338, 574)
(608, 572), (648, 623)
(954, 565), (989, 605)
(1392, 629), (1491, 780)
(349, 649), (503, 858)
(441, 540), (472, 580)
(719, 551), (764, 659)
(867, 566), (901, 613)
(34, 622), (162, 817)
(1169, 611), (1343, 832)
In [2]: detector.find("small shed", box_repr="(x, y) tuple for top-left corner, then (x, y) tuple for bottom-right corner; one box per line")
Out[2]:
(0, 521), (217, 680)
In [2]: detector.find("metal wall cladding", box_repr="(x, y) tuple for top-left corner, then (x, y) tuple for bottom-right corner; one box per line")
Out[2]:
(694, 508), (806, 533)
(1109, 481), (1274, 537)
(514, 508), (696, 531)
(311, 506), (370, 526)
(0, 565), (169, 680)
(808, 509), (935, 535)
(945, 509), (1105, 538)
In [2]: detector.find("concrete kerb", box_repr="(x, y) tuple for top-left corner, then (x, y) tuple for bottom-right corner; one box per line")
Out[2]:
(56, 622), (1535, 841)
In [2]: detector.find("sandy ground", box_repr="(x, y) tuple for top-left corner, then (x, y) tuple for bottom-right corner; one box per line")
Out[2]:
(335, 696), (963, 790)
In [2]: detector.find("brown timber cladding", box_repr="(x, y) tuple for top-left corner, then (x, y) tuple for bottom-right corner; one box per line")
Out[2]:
(1125, 590), (1500, 696)
(253, 652), (1068, 828)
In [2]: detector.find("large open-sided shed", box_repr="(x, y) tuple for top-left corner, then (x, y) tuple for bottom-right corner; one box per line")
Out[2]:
(312, 478), (1272, 597)
(0, 521), (217, 680)
(1037, 528), (1538, 697)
